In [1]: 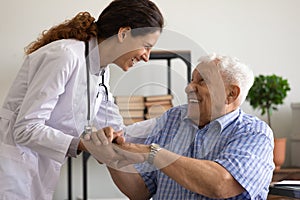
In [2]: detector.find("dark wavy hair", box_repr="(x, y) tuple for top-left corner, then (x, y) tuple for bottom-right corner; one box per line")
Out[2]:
(25, 0), (164, 55)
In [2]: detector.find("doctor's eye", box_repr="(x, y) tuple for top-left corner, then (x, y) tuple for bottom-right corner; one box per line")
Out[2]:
(143, 43), (153, 51)
(144, 46), (152, 51)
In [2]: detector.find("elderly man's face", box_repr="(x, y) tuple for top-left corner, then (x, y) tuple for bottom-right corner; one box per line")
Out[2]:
(185, 62), (228, 126)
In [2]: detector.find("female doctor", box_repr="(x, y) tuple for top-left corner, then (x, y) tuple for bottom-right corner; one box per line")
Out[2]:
(0, 0), (164, 199)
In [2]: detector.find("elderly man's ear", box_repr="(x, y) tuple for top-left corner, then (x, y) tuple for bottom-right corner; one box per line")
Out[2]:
(226, 85), (240, 104)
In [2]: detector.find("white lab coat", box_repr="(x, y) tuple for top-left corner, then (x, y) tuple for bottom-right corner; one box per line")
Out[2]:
(0, 37), (125, 200)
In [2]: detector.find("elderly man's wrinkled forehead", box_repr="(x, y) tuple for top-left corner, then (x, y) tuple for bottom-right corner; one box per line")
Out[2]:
(194, 60), (221, 81)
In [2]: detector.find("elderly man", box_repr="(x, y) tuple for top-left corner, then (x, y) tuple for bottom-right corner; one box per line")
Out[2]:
(83, 53), (274, 200)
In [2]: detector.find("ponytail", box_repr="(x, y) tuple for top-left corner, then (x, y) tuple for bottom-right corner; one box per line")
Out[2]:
(25, 12), (97, 55)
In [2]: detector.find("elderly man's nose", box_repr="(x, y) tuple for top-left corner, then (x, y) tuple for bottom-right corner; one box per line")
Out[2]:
(185, 84), (194, 94)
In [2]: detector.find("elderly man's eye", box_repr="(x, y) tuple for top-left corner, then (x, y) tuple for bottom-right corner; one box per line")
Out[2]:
(199, 79), (205, 85)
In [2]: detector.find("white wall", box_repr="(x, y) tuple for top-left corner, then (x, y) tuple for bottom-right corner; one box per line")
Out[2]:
(1, 0), (300, 199)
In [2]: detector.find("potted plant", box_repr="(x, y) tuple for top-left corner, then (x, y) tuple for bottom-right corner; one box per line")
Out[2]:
(246, 74), (291, 169)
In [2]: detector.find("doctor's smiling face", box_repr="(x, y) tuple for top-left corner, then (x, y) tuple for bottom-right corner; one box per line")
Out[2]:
(94, 0), (163, 71)
(185, 61), (228, 127)
(112, 28), (161, 71)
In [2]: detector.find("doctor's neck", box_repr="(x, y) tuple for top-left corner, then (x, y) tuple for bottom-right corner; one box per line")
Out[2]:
(97, 37), (119, 68)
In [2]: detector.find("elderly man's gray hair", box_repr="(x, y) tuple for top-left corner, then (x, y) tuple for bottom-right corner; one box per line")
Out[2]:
(198, 53), (254, 104)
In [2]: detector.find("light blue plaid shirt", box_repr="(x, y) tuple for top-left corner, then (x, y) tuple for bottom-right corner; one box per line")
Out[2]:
(136, 105), (274, 200)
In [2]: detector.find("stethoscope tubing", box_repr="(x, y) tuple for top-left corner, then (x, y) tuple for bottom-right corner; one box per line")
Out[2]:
(84, 41), (108, 134)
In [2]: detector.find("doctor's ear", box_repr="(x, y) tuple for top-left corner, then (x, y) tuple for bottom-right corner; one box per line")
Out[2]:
(118, 27), (131, 42)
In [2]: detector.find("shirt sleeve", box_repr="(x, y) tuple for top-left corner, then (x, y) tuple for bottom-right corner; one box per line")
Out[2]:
(124, 118), (157, 144)
(215, 121), (274, 199)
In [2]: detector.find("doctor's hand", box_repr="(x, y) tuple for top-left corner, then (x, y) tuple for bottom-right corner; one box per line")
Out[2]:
(80, 127), (125, 167)
(83, 126), (125, 145)
(81, 127), (149, 169)
(80, 133), (119, 167)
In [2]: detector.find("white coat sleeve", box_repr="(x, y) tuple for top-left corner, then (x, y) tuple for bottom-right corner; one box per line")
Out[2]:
(13, 47), (78, 163)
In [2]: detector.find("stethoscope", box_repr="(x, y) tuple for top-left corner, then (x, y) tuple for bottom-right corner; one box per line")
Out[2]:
(83, 41), (108, 136)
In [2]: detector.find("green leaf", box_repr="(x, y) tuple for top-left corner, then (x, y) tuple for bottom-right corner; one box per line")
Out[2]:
(246, 74), (290, 128)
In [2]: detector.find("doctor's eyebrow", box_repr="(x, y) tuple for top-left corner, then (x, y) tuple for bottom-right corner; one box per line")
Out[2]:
(144, 43), (153, 49)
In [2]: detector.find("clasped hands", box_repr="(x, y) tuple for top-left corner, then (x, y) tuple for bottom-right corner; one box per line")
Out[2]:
(81, 127), (149, 170)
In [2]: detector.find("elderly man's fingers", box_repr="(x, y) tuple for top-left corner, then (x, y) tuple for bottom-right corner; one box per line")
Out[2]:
(114, 135), (126, 145)
(103, 126), (115, 142)
(114, 129), (124, 137)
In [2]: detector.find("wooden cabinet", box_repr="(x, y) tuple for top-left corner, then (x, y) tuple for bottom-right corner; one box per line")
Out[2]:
(272, 168), (300, 182)
(268, 168), (300, 200)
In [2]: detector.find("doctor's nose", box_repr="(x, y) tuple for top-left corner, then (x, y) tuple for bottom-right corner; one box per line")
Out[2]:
(141, 49), (151, 62)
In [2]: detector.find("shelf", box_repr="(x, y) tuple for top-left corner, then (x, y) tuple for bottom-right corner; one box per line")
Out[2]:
(150, 50), (191, 94)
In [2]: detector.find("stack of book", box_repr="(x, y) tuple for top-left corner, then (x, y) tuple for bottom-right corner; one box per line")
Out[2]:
(144, 94), (173, 119)
(114, 95), (145, 125)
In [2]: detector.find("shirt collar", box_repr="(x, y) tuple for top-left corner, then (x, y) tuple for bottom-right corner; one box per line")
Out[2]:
(215, 108), (240, 132)
(182, 105), (240, 133)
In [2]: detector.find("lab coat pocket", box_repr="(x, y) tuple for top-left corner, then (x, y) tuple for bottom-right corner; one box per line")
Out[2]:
(0, 143), (38, 199)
